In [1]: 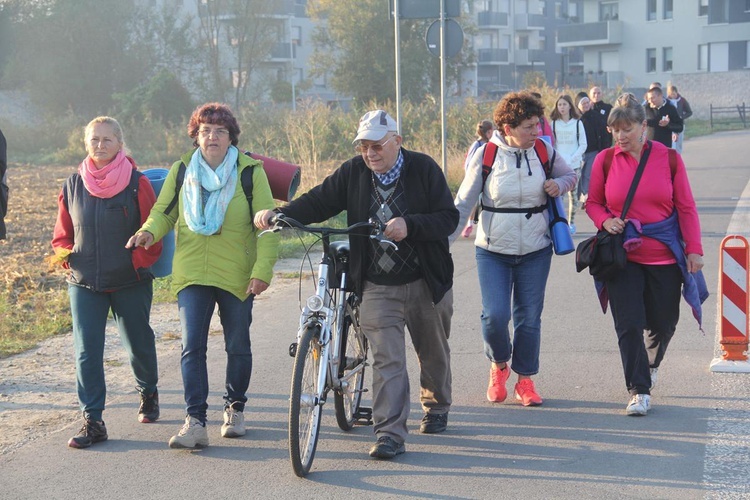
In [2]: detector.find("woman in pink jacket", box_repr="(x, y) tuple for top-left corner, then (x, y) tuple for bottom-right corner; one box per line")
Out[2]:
(585, 94), (704, 417)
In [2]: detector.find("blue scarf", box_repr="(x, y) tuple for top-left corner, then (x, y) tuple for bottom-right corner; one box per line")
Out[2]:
(182, 146), (239, 235)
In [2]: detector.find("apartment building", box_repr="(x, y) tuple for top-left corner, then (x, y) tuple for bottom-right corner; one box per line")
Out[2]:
(556, 0), (750, 90)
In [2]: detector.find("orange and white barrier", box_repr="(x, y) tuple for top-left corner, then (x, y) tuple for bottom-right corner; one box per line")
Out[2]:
(710, 235), (750, 372)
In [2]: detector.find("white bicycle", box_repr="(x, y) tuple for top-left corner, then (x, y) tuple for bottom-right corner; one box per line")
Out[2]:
(262, 214), (397, 477)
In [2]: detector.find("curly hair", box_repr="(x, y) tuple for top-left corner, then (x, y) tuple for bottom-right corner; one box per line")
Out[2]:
(187, 102), (241, 147)
(493, 91), (545, 131)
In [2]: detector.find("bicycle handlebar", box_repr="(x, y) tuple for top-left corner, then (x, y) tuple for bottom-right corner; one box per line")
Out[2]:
(261, 214), (398, 250)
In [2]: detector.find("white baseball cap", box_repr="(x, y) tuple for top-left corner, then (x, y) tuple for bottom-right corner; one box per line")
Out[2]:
(352, 110), (398, 143)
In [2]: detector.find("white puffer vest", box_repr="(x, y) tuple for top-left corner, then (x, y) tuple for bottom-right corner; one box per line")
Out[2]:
(475, 137), (552, 255)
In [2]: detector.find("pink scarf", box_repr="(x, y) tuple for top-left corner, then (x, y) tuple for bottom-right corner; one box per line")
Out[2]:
(79, 150), (134, 198)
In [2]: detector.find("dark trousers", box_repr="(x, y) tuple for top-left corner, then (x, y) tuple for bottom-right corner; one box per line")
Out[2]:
(606, 262), (682, 395)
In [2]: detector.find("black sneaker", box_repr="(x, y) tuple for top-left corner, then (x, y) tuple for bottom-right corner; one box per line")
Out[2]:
(420, 412), (448, 434)
(68, 419), (108, 449)
(138, 388), (160, 423)
(368, 436), (405, 459)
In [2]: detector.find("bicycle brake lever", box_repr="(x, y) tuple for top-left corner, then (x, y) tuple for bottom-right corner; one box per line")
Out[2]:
(370, 233), (398, 251)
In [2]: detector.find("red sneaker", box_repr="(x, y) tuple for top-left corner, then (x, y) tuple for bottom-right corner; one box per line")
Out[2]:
(486, 364), (510, 402)
(514, 379), (543, 406)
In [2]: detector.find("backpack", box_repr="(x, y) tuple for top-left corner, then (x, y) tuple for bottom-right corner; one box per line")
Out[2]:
(473, 138), (555, 223)
(163, 152), (255, 216)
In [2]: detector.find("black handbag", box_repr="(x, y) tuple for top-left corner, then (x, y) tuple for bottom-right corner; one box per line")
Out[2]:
(575, 143), (652, 281)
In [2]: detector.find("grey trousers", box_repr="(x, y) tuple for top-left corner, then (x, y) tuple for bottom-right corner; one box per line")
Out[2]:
(359, 279), (453, 443)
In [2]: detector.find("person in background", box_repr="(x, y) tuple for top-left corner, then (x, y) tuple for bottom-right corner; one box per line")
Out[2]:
(461, 120), (494, 238)
(52, 116), (162, 448)
(127, 103), (279, 449)
(644, 86), (683, 148)
(667, 85), (692, 154)
(0, 127), (7, 240)
(585, 93), (705, 417)
(550, 94), (586, 234)
(589, 86), (613, 150)
(451, 92), (576, 409)
(576, 93), (608, 210)
(256, 109), (458, 460)
(531, 92), (554, 145)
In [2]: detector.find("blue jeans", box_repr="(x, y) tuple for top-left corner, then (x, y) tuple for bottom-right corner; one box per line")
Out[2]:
(476, 245), (552, 375)
(177, 285), (254, 422)
(69, 281), (158, 421)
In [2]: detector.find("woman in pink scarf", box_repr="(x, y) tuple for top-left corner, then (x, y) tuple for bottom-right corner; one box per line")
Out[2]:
(52, 117), (162, 448)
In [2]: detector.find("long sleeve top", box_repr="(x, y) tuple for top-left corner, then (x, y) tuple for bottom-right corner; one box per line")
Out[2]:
(552, 119), (587, 169)
(585, 140), (703, 265)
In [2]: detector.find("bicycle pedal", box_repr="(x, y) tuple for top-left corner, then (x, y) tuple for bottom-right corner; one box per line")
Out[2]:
(353, 406), (373, 426)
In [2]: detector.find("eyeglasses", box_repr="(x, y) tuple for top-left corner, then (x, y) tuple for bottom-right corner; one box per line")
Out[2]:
(198, 127), (229, 138)
(355, 135), (396, 154)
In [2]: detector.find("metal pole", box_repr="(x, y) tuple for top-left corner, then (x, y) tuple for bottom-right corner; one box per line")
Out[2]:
(439, 0), (447, 175)
(289, 15), (296, 112)
(394, 0), (402, 133)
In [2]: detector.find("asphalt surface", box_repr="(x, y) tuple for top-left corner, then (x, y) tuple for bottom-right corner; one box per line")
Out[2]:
(2, 130), (750, 499)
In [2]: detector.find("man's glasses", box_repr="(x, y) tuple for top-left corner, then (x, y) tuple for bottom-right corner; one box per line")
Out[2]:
(199, 127), (229, 138)
(355, 135), (395, 154)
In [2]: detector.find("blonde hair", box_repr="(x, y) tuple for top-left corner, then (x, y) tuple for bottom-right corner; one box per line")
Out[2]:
(84, 116), (129, 154)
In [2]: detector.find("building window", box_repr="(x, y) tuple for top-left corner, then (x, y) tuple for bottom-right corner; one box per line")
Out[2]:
(517, 35), (529, 50)
(646, 48), (656, 72)
(746, 0), (750, 12)
(600, 2), (618, 20)
(663, 47), (673, 71)
(699, 0), (708, 16)
(292, 26), (302, 46)
(698, 44), (708, 70)
(664, 0), (673, 19)
(747, 41), (750, 67)
(647, 0), (657, 21)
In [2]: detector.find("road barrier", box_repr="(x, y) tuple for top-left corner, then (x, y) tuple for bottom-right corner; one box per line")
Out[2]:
(710, 235), (750, 372)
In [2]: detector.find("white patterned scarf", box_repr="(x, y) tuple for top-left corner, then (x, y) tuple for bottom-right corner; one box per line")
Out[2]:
(182, 146), (239, 235)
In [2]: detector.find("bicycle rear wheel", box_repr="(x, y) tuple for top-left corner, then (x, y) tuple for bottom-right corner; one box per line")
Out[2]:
(289, 325), (324, 477)
(334, 299), (368, 431)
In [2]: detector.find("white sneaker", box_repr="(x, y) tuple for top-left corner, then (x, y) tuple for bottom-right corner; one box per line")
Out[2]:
(650, 367), (659, 391)
(221, 403), (246, 438)
(569, 223), (577, 235)
(626, 394), (651, 416)
(169, 416), (209, 449)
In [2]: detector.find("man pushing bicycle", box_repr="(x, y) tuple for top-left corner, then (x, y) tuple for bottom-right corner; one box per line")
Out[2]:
(255, 110), (458, 459)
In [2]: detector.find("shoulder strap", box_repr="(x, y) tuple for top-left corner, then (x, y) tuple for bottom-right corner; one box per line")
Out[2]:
(668, 148), (677, 180)
(576, 119), (580, 144)
(602, 147), (616, 179)
(620, 141), (652, 219)
(533, 138), (555, 178)
(481, 142), (498, 191)
(164, 163), (186, 215)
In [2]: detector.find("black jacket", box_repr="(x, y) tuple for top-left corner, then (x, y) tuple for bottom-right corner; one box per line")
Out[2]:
(644, 101), (683, 147)
(580, 109), (608, 153)
(279, 148), (459, 303)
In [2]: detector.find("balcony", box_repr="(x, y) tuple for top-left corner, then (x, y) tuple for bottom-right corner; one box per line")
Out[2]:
(478, 48), (510, 65)
(477, 11), (508, 28)
(514, 13), (545, 30)
(514, 49), (546, 66)
(557, 21), (623, 47)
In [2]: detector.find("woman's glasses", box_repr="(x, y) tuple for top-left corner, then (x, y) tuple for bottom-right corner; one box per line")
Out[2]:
(355, 135), (395, 154)
(198, 127), (229, 138)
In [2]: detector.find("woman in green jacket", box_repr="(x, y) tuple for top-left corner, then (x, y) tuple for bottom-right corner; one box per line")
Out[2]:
(127, 103), (278, 449)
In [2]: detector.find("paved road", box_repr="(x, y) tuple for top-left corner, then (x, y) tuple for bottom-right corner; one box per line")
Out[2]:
(2, 131), (750, 499)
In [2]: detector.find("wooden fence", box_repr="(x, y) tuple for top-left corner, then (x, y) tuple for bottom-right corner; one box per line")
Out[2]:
(710, 103), (747, 129)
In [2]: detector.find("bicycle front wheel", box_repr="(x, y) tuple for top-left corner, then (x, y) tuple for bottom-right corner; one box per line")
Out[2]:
(289, 325), (324, 477)
(334, 300), (368, 431)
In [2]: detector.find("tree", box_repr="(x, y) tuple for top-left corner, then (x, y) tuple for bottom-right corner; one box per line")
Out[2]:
(307, 0), (472, 103)
(194, 0), (283, 108)
(8, 0), (140, 117)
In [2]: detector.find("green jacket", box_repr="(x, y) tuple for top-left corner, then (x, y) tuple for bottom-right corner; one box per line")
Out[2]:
(141, 150), (279, 300)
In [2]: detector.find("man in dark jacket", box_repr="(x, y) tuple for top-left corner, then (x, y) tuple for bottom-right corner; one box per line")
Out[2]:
(576, 94), (608, 208)
(0, 127), (7, 239)
(645, 86), (683, 147)
(255, 110), (459, 460)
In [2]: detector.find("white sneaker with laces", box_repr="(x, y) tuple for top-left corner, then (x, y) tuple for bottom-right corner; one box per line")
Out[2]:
(650, 367), (659, 390)
(626, 394), (651, 416)
(221, 403), (246, 438)
(169, 416), (209, 449)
